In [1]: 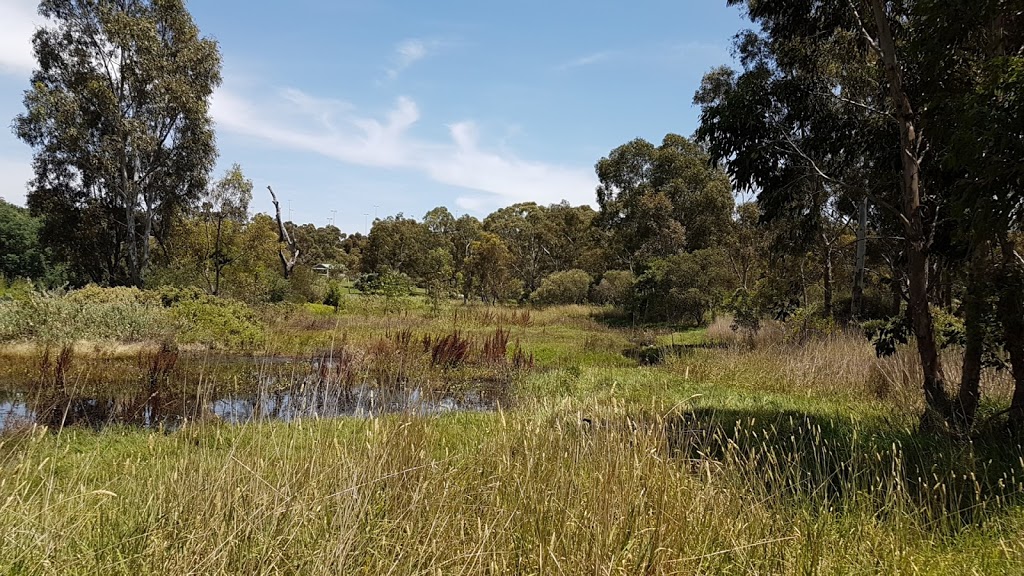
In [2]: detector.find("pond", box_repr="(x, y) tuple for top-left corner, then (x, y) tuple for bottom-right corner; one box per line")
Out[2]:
(0, 350), (510, 432)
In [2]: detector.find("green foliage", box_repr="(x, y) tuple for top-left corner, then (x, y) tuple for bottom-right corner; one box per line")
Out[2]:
(167, 295), (264, 350)
(323, 281), (344, 311)
(784, 305), (838, 343)
(287, 266), (318, 304)
(361, 215), (436, 280)
(16, 0), (222, 286)
(531, 269), (592, 305)
(632, 249), (734, 325)
(728, 288), (761, 335)
(596, 134), (734, 267)
(0, 199), (52, 282)
(465, 233), (521, 303)
(484, 202), (601, 293)
(591, 270), (636, 306)
(0, 286), (169, 343)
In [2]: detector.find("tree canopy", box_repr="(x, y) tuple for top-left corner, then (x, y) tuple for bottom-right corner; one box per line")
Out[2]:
(15, 0), (222, 287)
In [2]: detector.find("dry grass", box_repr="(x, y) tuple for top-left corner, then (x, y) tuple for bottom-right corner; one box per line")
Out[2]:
(690, 316), (1016, 417)
(1, 404), (1022, 575)
(2, 303), (1024, 574)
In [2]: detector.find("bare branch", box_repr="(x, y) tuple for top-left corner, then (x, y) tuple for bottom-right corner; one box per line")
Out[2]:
(848, 0), (883, 58)
(268, 185), (301, 279)
(814, 91), (894, 120)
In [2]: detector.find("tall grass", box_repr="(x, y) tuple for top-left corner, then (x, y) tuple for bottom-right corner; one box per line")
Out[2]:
(2, 296), (1024, 573)
(0, 404), (1021, 574)
(692, 316), (1016, 418)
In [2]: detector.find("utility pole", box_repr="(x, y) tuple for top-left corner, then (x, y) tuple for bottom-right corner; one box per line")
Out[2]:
(330, 210), (337, 227)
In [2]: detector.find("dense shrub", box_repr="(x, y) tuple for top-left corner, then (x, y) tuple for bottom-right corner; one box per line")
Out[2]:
(0, 286), (169, 343)
(0, 285), (265, 350)
(591, 270), (635, 306)
(323, 281), (344, 311)
(631, 249), (734, 325)
(166, 295), (265, 350)
(530, 269), (592, 305)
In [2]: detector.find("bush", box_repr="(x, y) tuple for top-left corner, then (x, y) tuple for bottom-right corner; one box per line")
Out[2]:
(167, 295), (265, 350)
(591, 270), (636, 306)
(0, 286), (169, 343)
(323, 281), (344, 311)
(631, 249), (734, 325)
(531, 269), (592, 305)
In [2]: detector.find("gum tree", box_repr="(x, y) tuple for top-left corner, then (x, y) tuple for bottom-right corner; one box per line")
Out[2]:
(15, 0), (221, 287)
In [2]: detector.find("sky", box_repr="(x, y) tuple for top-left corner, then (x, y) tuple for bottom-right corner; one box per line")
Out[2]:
(0, 0), (750, 235)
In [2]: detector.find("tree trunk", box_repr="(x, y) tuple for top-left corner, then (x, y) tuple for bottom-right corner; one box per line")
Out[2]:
(954, 244), (987, 431)
(268, 186), (300, 279)
(822, 235), (833, 318)
(999, 248), (1024, 432)
(868, 0), (952, 423)
(213, 215), (224, 296)
(851, 197), (868, 319)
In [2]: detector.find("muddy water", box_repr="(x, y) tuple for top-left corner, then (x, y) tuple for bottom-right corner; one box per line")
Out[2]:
(0, 352), (509, 432)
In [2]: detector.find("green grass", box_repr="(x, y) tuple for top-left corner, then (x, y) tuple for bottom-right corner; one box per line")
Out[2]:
(1, 296), (1024, 573)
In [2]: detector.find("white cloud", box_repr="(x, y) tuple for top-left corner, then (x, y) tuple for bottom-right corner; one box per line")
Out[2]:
(0, 0), (41, 76)
(386, 38), (437, 79)
(555, 51), (615, 71)
(0, 154), (33, 206)
(211, 86), (597, 213)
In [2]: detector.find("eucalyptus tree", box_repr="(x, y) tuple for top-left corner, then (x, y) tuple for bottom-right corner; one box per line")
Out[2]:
(701, 0), (1024, 431)
(0, 199), (49, 282)
(595, 134), (734, 271)
(15, 0), (222, 287)
(203, 165), (251, 295)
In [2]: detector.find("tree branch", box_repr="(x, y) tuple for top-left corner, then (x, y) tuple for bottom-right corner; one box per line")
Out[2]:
(268, 185), (300, 278)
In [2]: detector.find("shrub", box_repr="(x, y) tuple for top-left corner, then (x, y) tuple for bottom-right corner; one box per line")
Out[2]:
(166, 295), (265, 350)
(0, 286), (169, 343)
(631, 249), (734, 325)
(323, 281), (344, 311)
(591, 270), (636, 306)
(531, 269), (592, 305)
(728, 288), (761, 335)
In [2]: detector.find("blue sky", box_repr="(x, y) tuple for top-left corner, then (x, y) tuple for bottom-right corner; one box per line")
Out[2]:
(0, 0), (749, 234)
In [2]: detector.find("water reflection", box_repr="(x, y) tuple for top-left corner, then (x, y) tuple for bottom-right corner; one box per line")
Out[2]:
(0, 351), (509, 432)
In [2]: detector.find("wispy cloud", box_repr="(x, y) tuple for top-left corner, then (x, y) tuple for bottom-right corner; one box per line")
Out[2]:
(211, 85), (597, 213)
(554, 41), (731, 73)
(555, 51), (616, 71)
(0, 0), (41, 76)
(666, 40), (732, 67)
(386, 38), (438, 80)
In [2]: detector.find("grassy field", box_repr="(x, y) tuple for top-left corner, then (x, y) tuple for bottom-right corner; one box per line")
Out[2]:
(1, 296), (1023, 574)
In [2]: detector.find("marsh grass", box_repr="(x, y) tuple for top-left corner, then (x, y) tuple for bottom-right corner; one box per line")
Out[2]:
(2, 297), (1024, 573)
(1, 402), (1022, 574)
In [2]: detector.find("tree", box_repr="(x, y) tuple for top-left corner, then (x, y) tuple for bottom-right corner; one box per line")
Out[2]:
(0, 199), (50, 282)
(361, 214), (435, 281)
(702, 0), (1024, 431)
(203, 165), (252, 295)
(633, 249), (734, 325)
(267, 186), (301, 279)
(592, 270), (636, 306)
(15, 0), (221, 287)
(531, 269), (592, 305)
(465, 233), (519, 304)
(484, 202), (556, 295)
(595, 134), (734, 270)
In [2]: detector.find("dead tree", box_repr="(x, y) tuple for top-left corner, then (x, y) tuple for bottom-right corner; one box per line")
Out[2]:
(267, 186), (300, 279)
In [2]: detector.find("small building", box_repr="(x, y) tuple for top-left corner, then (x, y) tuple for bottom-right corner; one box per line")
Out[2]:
(312, 263), (334, 278)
